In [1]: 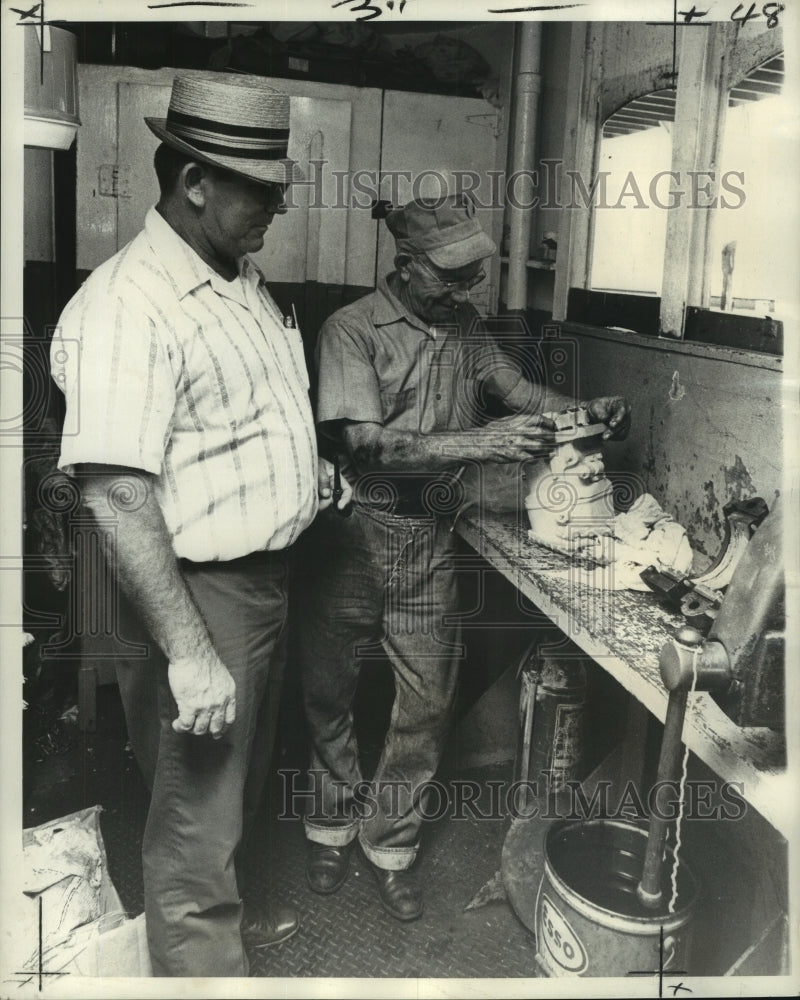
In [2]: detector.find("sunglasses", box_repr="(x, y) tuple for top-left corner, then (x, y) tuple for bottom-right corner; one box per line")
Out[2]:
(414, 255), (486, 291)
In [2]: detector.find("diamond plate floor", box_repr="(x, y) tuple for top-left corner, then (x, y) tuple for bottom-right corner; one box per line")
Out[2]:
(23, 686), (543, 980)
(241, 783), (541, 978)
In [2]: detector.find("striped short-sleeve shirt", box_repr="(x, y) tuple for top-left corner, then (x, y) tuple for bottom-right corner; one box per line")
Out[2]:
(52, 207), (318, 561)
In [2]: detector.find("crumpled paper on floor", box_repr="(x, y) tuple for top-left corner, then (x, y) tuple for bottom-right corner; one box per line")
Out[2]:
(20, 805), (151, 980)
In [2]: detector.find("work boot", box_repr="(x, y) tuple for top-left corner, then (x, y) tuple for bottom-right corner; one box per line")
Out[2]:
(242, 903), (300, 947)
(306, 841), (354, 895)
(366, 858), (423, 921)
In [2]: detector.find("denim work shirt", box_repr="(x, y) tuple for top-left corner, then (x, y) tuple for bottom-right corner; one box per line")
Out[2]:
(315, 275), (525, 515)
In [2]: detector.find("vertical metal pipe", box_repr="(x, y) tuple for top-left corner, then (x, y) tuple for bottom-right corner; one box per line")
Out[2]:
(506, 22), (543, 311)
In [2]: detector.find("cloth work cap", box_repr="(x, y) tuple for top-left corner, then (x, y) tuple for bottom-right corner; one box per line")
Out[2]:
(145, 73), (303, 185)
(386, 193), (497, 269)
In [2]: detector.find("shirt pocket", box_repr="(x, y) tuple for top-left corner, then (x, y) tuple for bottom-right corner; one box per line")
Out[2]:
(380, 386), (418, 425)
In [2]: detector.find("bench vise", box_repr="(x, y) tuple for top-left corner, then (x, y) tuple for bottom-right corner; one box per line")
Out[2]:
(656, 499), (784, 730)
(640, 497), (768, 632)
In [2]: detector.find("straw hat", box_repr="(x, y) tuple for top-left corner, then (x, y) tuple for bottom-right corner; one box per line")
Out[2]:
(145, 73), (303, 185)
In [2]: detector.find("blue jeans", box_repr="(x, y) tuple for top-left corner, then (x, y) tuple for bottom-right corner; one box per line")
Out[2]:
(301, 506), (461, 870)
(115, 550), (289, 977)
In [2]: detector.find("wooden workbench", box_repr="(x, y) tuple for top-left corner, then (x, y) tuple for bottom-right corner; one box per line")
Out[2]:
(454, 510), (791, 839)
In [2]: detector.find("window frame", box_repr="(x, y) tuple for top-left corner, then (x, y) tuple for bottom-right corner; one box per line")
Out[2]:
(553, 21), (785, 358)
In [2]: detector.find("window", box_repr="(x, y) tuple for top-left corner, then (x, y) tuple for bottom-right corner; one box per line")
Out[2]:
(706, 55), (788, 318)
(590, 91), (675, 297)
(559, 23), (788, 355)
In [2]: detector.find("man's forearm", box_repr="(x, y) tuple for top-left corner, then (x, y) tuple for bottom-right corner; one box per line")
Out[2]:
(500, 376), (575, 417)
(80, 468), (216, 663)
(344, 420), (554, 474)
(347, 426), (497, 473)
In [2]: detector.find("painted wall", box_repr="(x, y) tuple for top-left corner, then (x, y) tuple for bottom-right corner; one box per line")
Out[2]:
(560, 326), (783, 563)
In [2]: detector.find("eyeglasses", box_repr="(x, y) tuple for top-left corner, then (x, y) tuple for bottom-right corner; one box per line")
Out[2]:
(413, 255), (486, 291)
(264, 183), (288, 207)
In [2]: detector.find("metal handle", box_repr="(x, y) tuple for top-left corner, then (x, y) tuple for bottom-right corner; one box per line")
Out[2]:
(636, 688), (689, 908)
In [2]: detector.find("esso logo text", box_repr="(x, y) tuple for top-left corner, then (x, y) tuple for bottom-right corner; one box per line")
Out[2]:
(538, 893), (588, 974)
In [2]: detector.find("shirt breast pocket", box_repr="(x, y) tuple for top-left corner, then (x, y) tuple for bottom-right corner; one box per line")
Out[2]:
(380, 386), (418, 424)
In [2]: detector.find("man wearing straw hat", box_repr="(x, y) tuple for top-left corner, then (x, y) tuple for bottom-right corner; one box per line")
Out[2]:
(51, 73), (348, 977)
(299, 193), (630, 920)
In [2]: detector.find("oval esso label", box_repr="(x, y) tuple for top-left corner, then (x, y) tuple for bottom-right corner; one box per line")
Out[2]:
(538, 893), (588, 974)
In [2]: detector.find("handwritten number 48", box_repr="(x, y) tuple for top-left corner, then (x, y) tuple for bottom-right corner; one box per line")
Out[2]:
(731, 2), (784, 27)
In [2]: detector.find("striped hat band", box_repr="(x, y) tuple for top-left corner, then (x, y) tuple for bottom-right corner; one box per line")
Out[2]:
(165, 108), (289, 161)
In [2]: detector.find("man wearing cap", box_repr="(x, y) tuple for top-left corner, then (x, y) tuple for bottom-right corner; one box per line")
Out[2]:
(299, 193), (630, 920)
(50, 74), (349, 977)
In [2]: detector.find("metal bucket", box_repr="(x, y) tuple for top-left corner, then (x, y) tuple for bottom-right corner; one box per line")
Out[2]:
(24, 26), (80, 150)
(535, 819), (698, 977)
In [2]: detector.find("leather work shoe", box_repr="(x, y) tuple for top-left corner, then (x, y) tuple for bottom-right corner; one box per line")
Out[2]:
(368, 862), (424, 922)
(306, 841), (354, 895)
(242, 903), (300, 948)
